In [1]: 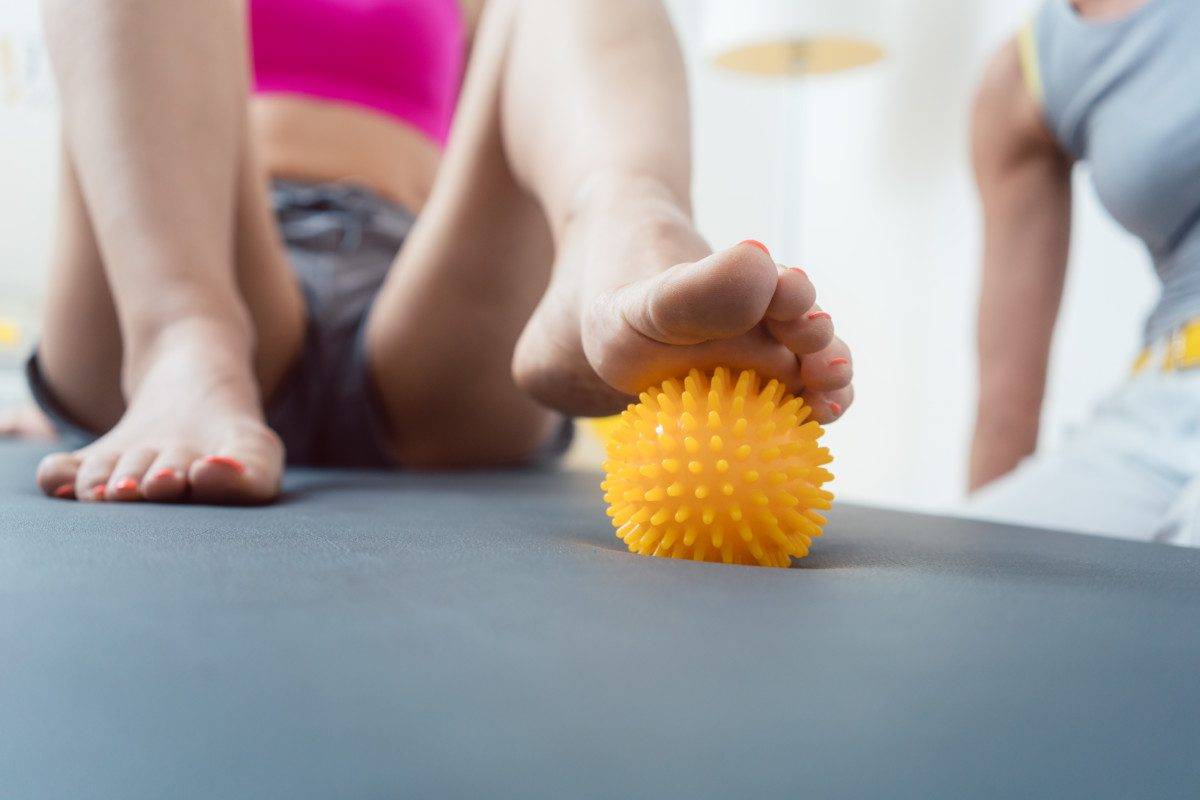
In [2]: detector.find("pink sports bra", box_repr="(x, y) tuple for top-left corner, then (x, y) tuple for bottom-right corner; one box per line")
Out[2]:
(249, 0), (466, 147)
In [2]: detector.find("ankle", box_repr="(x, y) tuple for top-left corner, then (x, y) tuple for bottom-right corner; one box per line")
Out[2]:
(121, 283), (253, 345)
(561, 178), (707, 309)
(560, 170), (691, 235)
(121, 314), (257, 396)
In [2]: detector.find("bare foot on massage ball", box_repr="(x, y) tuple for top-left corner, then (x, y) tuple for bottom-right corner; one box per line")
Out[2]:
(36, 322), (283, 504)
(514, 175), (854, 420)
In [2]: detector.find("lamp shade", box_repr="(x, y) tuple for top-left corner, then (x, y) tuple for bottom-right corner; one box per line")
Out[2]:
(702, 0), (887, 76)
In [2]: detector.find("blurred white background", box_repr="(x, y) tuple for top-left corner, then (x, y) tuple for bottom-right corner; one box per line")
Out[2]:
(0, 0), (1158, 513)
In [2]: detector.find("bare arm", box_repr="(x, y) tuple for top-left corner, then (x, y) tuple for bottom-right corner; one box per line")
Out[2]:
(968, 39), (1073, 492)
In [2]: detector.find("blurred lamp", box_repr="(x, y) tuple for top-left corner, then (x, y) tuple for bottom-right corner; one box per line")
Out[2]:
(702, 0), (887, 77)
(701, 0), (887, 263)
(0, 319), (19, 349)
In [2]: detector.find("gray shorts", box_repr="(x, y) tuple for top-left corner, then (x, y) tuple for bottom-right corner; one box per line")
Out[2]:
(26, 179), (572, 468)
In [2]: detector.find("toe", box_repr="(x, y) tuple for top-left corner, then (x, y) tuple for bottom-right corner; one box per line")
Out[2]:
(765, 266), (817, 324)
(800, 337), (853, 392)
(75, 451), (120, 502)
(189, 455), (269, 505)
(142, 446), (199, 503)
(188, 456), (247, 505)
(189, 425), (282, 505)
(107, 447), (158, 501)
(805, 384), (854, 424)
(621, 240), (779, 345)
(766, 302), (836, 357)
(36, 451), (81, 499)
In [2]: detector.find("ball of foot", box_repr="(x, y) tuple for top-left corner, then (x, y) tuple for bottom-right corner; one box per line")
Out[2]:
(601, 367), (834, 567)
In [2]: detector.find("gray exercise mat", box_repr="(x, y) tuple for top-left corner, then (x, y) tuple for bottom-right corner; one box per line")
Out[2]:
(1, 440), (1198, 799)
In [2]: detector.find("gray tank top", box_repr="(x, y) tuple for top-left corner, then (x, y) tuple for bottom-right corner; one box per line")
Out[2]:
(1028, 0), (1200, 343)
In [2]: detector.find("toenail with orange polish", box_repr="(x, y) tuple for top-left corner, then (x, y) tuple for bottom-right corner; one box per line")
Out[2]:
(54, 484), (75, 499)
(828, 357), (849, 367)
(807, 311), (832, 322)
(740, 239), (770, 256)
(203, 455), (246, 474)
(91, 485), (106, 500)
(115, 477), (139, 492)
(829, 402), (843, 416)
(152, 468), (178, 481)
(788, 266), (808, 278)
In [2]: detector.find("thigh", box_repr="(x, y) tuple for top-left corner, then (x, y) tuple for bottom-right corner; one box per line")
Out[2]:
(37, 143), (124, 430)
(231, 134), (309, 397)
(965, 376), (1190, 541)
(364, 0), (561, 466)
(966, 444), (1178, 540)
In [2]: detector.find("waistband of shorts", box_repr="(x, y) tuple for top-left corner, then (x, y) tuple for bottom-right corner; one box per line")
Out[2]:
(270, 178), (415, 242)
(24, 350), (98, 449)
(1133, 317), (1200, 375)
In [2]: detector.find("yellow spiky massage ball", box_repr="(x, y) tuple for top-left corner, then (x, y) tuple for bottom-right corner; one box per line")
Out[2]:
(601, 367), (834, 567)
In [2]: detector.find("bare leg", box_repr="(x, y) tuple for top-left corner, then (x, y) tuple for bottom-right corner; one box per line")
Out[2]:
(503, 0), (854, 419)
(38, 143), (124, 430)
(365, 0), (853, 466)
(363, 0), (560, 467)
(35, 0), (305, 502)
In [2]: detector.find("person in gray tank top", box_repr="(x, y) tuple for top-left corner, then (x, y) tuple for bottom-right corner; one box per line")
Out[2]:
(967, 0), (1200, 544)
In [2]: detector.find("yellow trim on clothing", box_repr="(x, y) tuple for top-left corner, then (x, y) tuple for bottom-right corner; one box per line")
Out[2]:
(1017, 17), (1044, 107)
(1131, 348), (1152, 375)
(1133, 319), (1200, 374)
(1179, 323), (1200, 369)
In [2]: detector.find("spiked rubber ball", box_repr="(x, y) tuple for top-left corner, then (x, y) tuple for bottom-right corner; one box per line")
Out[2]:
(601, 368), (834, 567)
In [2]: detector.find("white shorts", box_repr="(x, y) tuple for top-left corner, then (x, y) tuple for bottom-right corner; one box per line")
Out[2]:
(964, 368), (1200, 546)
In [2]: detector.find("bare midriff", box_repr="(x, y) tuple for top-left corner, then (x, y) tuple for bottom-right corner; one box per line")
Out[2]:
(251, 94), (442, 213)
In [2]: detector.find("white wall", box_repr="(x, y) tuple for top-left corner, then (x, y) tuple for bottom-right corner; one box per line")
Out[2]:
(669, 0), (1156, 512)
(0, 0), (1159, 512)
(0, 0), (57, 403)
